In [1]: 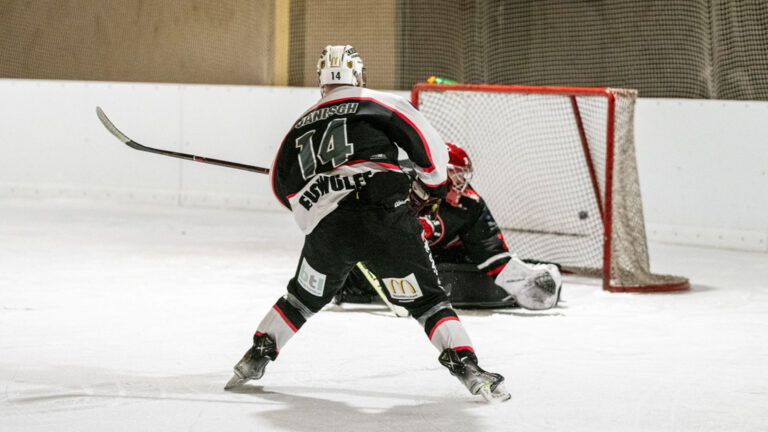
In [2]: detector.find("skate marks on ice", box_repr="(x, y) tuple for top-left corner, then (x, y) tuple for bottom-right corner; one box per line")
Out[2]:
(1, 365), (499, 432)
(0, 365), (257, 416)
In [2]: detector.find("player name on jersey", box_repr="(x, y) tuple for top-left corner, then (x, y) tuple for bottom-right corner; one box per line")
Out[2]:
(298, 171), (374, 210)
(294, 102), (360, 129)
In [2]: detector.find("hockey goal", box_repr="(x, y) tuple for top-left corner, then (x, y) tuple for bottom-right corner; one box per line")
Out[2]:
(412, 83), (689, 293)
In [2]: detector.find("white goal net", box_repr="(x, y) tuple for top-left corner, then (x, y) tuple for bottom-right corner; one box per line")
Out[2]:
(412, 83), (689, 292)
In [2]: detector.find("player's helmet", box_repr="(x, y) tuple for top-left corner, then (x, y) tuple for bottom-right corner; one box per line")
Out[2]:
(317, 45), (366, 89)
(445, 142), (473, 206)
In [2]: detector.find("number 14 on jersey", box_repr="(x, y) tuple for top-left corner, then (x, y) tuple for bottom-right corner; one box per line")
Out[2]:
(295, 118), (354, 180)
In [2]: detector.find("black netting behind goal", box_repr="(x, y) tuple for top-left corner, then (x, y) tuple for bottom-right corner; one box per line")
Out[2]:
(3, 1), (768, 99)
(398, 0), (768, 100)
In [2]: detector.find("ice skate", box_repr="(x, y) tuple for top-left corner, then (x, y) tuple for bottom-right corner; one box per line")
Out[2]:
(439, 348), (511, 402)
(224, 333), (277, 390)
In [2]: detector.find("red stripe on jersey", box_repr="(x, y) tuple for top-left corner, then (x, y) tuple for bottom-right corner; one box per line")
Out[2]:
(341, 159), (402, 171)
(463, 188), (481, 202)
(453, 346), (475, 353)
(486, 263), (506, 276)
(422, 178), (448, 188)
(394, 110), (435, 173)
(497, 233), (509, 250)
(428, 316), (460, 340)
(272, 304), (298, 333)
(316, 96), (437, 173)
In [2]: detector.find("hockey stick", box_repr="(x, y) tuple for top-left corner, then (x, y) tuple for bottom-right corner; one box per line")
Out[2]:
(355, 262), (410, 318)
(98, 106), (409, 316)
(96, 106), (270, 174)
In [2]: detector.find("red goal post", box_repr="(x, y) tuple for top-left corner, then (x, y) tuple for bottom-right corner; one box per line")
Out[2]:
(412, 83), (689, 293)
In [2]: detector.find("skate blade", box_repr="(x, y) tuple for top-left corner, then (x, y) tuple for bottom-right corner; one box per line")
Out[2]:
(478, 382), (511, 403)
(224, 374), (248, 390)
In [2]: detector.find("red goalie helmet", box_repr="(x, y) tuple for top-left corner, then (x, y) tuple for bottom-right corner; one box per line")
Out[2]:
(445, 142), (473, 206)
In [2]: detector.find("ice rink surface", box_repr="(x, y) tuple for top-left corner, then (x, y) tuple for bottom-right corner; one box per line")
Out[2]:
(1, 199), (766, 432)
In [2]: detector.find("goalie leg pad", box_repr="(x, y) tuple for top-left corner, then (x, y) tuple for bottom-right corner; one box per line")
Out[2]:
(437, 263), (518, 308)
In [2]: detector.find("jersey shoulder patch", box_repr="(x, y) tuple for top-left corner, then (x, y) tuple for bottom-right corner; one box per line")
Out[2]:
(462, 188), (481, 202)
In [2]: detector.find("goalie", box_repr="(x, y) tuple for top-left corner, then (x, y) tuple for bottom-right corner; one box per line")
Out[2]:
(336, 142), (562, 311)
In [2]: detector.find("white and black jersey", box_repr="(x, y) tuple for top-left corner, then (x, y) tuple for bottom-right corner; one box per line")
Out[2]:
(270, 86), (448, 234)
(256, 86), (473, 357)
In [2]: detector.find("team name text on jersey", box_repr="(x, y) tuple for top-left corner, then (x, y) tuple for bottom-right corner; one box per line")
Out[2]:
(298, 171), (374, 210)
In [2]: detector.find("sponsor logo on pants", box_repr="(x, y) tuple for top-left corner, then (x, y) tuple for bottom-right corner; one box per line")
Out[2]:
(382, 273), (423, 301)
(298, 258), (326, 297)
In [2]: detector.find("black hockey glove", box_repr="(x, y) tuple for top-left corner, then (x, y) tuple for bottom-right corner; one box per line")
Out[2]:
(408, 179), (441, 218)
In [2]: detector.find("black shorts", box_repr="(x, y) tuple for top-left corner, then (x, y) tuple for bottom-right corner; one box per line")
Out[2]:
(286, 203), (449, 318)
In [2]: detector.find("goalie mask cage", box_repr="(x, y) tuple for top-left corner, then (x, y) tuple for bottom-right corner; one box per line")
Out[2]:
(412, 83), (689, 293)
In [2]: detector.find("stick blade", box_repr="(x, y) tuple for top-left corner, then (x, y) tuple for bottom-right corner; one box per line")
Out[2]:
(96, 106), (131, 144)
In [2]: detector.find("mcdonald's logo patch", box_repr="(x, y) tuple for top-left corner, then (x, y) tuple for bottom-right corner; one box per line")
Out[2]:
(382, 273), (423, 301)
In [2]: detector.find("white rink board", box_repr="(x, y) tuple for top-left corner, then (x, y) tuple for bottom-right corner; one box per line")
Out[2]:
(0, 80), (183, 205)
(176, 85), (317, 210)
(0, 80), (320, 210)
(0, 79), (766, 251)
(635, 98), (768, 251)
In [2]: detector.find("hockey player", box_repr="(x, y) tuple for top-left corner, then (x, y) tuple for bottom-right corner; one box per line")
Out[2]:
(225, 45), (510, 402)
(337, 142), (562, 310)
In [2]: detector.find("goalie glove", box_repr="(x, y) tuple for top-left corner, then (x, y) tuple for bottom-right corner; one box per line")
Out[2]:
(494, 257), (562, 310)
